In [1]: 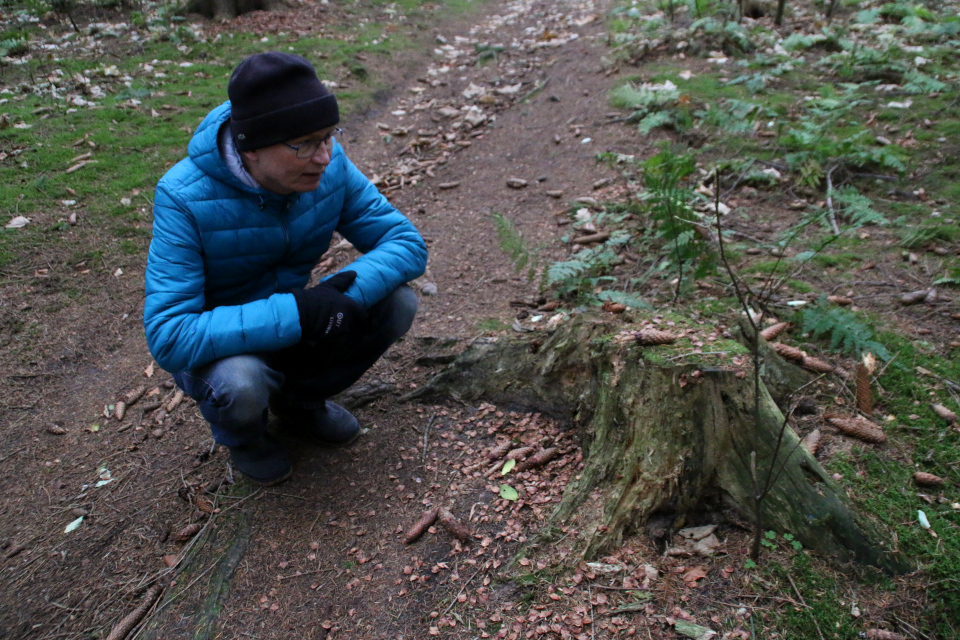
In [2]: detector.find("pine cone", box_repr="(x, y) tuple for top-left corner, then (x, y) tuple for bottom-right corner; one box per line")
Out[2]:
(506, 446), (536, 461)
(602, 301), (627, 314)
(825, 414), (886, 444)
(123, 384), (148, 405)
(759, 321), (792, 341)
(404, 508), (439, 544)
(801, 356), (835, 374)
(634, 328), (677, 345)
(932, 403), (957, 425)
(164, 388), (184, 413)
(827, 295), (853, 306)
(801, 428), (822, 456)
(912, 472), (945, 488)
(855, 363), (873, 415)
(114, 401), (127, 421)
(770, 342), (805, 362)
(516, 447), (560, 472)
(176, 523), (203, 542)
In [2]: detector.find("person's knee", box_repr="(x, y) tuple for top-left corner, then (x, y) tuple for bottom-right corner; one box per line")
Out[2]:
(373, 284), (419, 342)
(380, 284), (418, 340)
(207, 355), (276, 425)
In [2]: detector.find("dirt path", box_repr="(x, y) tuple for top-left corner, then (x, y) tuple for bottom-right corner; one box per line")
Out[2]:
(0, 0), (656, 639)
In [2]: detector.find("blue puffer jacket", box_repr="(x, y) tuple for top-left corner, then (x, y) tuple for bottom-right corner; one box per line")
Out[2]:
(144, 102), (427, 374)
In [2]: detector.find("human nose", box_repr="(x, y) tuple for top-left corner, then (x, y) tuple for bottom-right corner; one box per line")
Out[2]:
(309, 144), (332, 165)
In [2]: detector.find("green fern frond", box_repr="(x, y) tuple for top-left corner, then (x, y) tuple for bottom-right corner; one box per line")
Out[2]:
(799, 299), (891, 360)
(831, 186), (889, 227)
(492, 212), (531, 274)
(597, 290), (653, 310)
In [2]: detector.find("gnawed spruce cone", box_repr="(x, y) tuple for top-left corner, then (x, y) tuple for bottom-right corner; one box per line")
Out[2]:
(801, 428), (822, 456)
(825, 414), (886, 444)
(176, 523), (202, 542)
(931, 403), (957, 425)
(912, 472), (945, 488)
(438, 508), (472, 542)
(759, 321), (792, 341)
(770, 342), (805, 363)
(602, 301), (627, 314)
(634, 328), (677, 345)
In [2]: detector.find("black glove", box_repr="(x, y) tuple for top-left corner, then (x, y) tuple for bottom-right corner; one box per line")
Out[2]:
(292, 271), (368, 344)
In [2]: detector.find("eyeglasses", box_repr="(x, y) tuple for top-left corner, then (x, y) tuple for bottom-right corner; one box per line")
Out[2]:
(282, 128), (343, 159)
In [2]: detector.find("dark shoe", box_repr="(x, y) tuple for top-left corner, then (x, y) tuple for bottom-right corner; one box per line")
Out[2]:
(229, 436), (293, 486)
(278, 401), (361, 447)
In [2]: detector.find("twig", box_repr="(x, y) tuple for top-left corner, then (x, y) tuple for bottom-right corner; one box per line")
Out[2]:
(277, 568), (334, 582)
(786, 574), (825, 640)
(421, 412), (437, 466)
(666, 351), (731, 360)
(440, 565), (484, 617)
(826, 166), (841, 236)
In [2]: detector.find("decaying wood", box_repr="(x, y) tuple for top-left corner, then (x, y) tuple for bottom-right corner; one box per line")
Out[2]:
(438, 508), (472, 542)
(912, 472), (945, 488)
(404, 508), (439, 544)
(759, 322), (792, 341)
(800, 428), (822, 456)
(825, 414), (887, 444)
(104, 584), (163, 640)
(931, 403), (957, 425)
(516, 447), (560, 472)
(408, 315), (906, 572)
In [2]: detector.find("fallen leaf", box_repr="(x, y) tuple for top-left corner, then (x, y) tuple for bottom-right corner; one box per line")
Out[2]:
(64, 516), (84, 533)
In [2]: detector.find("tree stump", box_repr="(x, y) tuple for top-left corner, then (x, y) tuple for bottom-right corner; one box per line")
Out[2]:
(410, 314), (906, 573)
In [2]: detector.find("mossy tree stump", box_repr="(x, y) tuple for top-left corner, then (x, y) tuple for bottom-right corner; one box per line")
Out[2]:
(411, 314), (906, 573)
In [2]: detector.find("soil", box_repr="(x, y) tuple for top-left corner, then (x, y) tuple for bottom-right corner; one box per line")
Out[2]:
(0, 0), (948, 638)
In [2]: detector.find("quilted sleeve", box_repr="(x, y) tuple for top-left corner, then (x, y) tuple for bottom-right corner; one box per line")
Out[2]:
(332, 150), (428, 307)
(143, 180), (301, 373)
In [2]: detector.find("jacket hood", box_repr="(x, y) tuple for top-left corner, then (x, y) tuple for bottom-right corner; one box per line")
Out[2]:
(188, 101), (253, 192)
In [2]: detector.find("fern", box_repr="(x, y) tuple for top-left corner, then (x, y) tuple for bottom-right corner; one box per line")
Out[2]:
(493, 212), (537, 279)
(901, 224), (960, 248)
(546, 259), (590, 287)
(637, 111), (674, 134)
(799, 299), (891, 360)
(831, 186), (889, 227)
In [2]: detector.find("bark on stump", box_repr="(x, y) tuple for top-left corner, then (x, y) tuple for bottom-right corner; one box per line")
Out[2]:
(410, 315), (906, 573)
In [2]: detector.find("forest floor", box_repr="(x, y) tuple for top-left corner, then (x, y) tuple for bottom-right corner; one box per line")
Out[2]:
(1, 0), (959, 638)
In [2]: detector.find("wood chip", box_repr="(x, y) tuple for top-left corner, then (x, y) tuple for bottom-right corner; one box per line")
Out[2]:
(592, 177), (612, 189)
(900, 289), (930, 305)
(437, 182), (460, 190)
(506, 178), (528, 188)
(545, 190), (564, 198)
(65, 160), (97, 174)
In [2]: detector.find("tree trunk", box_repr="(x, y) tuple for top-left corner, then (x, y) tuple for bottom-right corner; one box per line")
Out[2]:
(409, 315), (907, 573)
(187, 0), (285, 20)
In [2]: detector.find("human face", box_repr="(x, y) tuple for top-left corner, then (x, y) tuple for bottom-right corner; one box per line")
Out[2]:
(241, 126), (338, 195)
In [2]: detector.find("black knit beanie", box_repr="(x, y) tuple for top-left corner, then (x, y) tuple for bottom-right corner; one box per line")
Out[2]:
(228, 52), (340, 151)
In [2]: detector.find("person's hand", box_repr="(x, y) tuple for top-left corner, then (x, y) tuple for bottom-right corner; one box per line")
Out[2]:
(292, 271), (368, 344)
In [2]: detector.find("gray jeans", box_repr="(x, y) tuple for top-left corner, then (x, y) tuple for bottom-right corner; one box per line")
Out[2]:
(172, 285), (417, 448)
